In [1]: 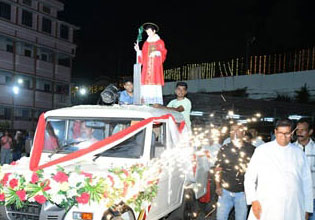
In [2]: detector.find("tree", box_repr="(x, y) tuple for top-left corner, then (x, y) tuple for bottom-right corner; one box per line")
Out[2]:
(295, 84), (310, 103)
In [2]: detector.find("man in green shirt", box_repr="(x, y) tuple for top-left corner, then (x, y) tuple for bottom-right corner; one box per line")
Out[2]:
(154, 82), (192, 129)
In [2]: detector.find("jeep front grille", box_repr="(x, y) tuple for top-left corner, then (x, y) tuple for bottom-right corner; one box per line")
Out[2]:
(6, 202), (41, 220)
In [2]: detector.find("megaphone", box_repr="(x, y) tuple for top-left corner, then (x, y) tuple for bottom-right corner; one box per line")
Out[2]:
(98, 84), (119, 105)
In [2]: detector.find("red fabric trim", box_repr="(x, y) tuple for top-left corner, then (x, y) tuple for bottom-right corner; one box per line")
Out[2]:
(199, 175), (211, 203)
(29, 113), (46, 171)
(30, 113), (183, 171)
(178, 121), (186, 133)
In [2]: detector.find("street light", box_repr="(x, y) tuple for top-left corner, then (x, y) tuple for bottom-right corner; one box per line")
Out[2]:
(12, 85), (19, 95)
(17, 78), (23, 85)
(79, 87), (87, 96)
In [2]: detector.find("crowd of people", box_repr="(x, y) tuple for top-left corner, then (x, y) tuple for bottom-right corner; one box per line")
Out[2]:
(0, 130), (33, 165)
(204, 118), (315, 220)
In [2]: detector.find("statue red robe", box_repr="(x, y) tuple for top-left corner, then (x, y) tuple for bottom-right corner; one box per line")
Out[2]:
(138, 39), (167, 86)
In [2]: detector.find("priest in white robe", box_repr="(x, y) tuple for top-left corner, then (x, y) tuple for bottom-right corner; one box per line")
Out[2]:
(244, 119), (313, 220)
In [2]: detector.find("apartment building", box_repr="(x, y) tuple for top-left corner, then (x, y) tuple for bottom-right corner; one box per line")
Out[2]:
(0, 0), (78, 131)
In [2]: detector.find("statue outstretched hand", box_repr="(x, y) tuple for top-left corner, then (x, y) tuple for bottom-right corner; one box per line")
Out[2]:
(134, 42), (140, 53)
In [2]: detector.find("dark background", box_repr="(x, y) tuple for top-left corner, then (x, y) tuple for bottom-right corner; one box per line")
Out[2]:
(59, 0), (315, 80)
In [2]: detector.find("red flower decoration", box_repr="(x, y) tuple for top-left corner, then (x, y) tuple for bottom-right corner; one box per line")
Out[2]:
(81, 172), (93, 179)
(16, 190), (26, 201)
(34, 195), (46, 204)
(122, 169), (129, 177)
(107, 175), (115, 187)
(10, 161), (17, 165)
(31, 173), (39, 184)
(9, 179), (18, 189)
(122, 182), (129, 197)
(0, 193), (5, 201)
(40, 179), (51, 191)
(1, 173), (11, 186)
(76, 192), (90, 204)
(53, 171), (68, 183)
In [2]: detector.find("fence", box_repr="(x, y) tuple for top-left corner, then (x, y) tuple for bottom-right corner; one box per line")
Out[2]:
(164, 47), (315, 81)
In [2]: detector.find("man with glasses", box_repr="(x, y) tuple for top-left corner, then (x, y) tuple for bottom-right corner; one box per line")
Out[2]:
(245, 119), (313, 220)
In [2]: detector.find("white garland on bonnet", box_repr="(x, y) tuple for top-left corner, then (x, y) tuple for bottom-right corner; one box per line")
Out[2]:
(0, 161), (161, 212)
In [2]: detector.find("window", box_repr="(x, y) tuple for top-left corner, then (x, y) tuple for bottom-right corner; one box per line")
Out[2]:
(36, 79), (52, 92)
(22, 0), (32, 7)
(44, 83), (50, 92)
(24, 49), (31, 57)
(42, 5), (50, 14)
(151, 123), (167, 158)
(42, 17), (52, 34)
(0, 35), (13, 53)
(0, 107), (12, 120)
(57, 53), (70, 67)
(6, 44), (13, 52)
(0, 2), (11, 20)
(16, 41), (34, 57)
(14, 108), (31, 121)
(16, 75), (33, 89)
(60, 24), (69, 40)
(55, 83), (69, 94)
(37, 47), (53, 62)
(43, 118), (145, 159)
(24, 43), (33, 57)
(5, 76), (11, 84)
(22, 10), (32, 27)
(23, 43), (33, 57)
(0, 70), (12, 85)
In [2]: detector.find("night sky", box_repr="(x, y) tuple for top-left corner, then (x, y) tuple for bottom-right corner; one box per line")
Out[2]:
(59, 0), (315, 80)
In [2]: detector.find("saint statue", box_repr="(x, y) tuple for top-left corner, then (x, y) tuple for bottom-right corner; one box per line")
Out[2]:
(134, 22), (167, 105)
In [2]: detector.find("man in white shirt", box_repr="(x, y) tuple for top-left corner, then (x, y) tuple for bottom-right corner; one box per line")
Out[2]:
(154, 82), (192, 129)
(294, 118), (315, 220)
(244, 119), (313, 220)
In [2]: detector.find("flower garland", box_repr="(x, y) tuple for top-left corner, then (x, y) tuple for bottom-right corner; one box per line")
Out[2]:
(0, 162), (160, 213)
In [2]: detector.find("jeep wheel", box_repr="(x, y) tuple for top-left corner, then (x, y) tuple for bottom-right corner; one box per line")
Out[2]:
(168, 189), (199, 220)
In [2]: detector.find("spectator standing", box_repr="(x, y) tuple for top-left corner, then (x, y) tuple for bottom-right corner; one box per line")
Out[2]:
(119, 79), (134, 105)
(1, 130), (12, 165)
(25, 131), (33, 157)
(245, 119), (313, 220)
(12, 130), (23, 161)
(294, 118), (315, 220)
(248, 128), (265, 147)
(215, 124), (255, 220)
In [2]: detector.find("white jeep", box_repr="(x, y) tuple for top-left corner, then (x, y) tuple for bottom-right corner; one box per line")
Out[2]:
(0, 105), (209, 220)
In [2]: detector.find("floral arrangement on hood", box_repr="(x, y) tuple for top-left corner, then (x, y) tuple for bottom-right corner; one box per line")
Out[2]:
(0, 162), (160, 212)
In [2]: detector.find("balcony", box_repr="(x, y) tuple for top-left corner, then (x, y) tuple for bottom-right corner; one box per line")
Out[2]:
(0, 50), (14, 70)
(35, 91), (52, 108)
(36, 60), (53, 78)
(55, 65), (71, 82)
(14, 89), (34, 107)
(54, 94), (71, 108)
(16, 55), (35, 74)
(13, 120), (34, 130)
(0, 85), (12, 104)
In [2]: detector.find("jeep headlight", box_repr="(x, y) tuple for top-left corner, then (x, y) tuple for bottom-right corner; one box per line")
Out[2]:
(73, 212), (93, 220)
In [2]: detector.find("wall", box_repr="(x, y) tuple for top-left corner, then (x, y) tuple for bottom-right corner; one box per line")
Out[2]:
(163, 70), (315, 100)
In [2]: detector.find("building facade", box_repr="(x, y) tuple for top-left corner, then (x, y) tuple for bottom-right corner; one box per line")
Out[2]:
(0, 0), (78, 131)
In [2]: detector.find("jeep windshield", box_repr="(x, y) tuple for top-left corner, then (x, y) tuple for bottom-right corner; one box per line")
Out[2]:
(43, 118), (145, 158)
